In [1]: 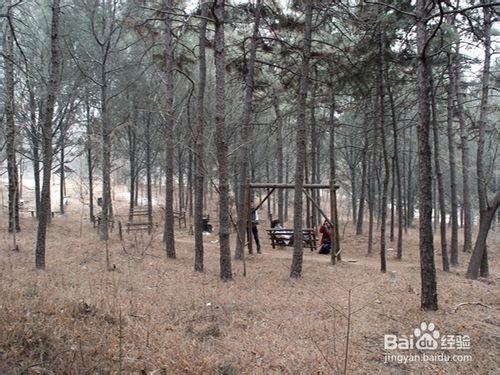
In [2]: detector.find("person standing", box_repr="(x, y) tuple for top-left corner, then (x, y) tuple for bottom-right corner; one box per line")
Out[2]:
(250, 200), (261, 253)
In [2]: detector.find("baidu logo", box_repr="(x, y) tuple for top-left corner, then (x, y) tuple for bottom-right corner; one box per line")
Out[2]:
(384, 322), (440, 350)
(414, 322), (440, 350)
(384, 322), (470, 351)
(383, 322), (472, 364)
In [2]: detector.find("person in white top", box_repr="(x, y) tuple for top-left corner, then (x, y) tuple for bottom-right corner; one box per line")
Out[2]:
(250, 200), (261, 253)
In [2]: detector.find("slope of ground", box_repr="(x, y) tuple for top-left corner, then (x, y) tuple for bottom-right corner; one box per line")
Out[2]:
(0, 204), (498, 374)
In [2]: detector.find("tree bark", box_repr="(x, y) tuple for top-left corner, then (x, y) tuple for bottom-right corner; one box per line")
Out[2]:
(235, 0), (261, 260)
(99, 65), (112, 242)
(59, 118), (66, 214)
(85, 100), (94, 223)
(430, 74), (450, 272)
(272, 86), (285, 224)
(454, 58), (472, 253)
(377, 27), (389, 273)
(4, 0), (20, 233)
(127, 120), (136, 221)
(214, 0), (232, 280)
(309, 73), (318, 230)
(415, 0), (438, 310)
(194, 2), (209, 272)
(35, 0), (61, 269)
(467, 5), (493, 279)
(390, 159), (395, 241)
(356, 125), (368, 235)
(386, 71), (403, 259)
(290, 0), (313, 278)
(406, 126), (415, 228)
(178, 148), (185, 212)
(329, 94), (340, 264)
(367, 149), (375, 255)
(28, 91), (41, 219)
(446, 60), (459, 265)
(187, 148), (193, 217)
(350, 166), (357, 228)
(466, 194), (498, 279)
(145, 113), (153, 230)
(163, 0), (176, 258)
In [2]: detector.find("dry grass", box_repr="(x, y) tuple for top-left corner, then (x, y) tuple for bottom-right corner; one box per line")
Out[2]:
(0, 202), (499, 374)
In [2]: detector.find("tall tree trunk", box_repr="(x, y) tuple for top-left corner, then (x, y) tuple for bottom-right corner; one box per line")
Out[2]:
(386, 74), (403, 258)
(446, 61), (459, 265)
(305, 154), (311, 229)
(309, 74), (318, 229)
(356, 126), (368, 235)
(367, 147), (375, 255)
(466, 194), (499, 279)
(407, 127), (415, 228)
(4, 0), (20, 233)
(163, 0), (176, 258)
(178, 148), (185, 212)
(390, 159), (395, 241)
(433, 178), (438, 232)
(272, 86), (285, 224)
(415, 0), (438, 310)
(59, 120), (66, 214)
(99, 64), (112, 242)
(235, 0), (261, 259)
(194, 3), (208, 272)
(377, 28), (389, 273)
(214, 0), (232, 280)
(127, 121), (136, 221)
(35, 0), (61, 269)
(376, 153), (382, 227)
(350, 166), (357, 227)
(290, 0), (312, 278)
(30, 95), (41, 219)
(402, 128), (408, 232)
(430, 74), (450, 272)
(135, 171), (140, 206)
(85, 100), (94, 223)
(467, 5), (493, 279)
(188, 148), (193, 217)
(145, 113), (153, 229)
(284, 159), (289, 222)
(329, 93), (340, 264)
(454, 58), (472, 253)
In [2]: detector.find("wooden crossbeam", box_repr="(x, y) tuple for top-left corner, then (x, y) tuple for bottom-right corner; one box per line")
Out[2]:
(249, 183), (339, 189)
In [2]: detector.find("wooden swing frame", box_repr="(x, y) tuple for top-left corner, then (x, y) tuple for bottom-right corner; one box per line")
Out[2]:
(247, 180), (341, 262)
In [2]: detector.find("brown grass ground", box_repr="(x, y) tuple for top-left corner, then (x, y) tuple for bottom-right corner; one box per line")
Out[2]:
(0, 202), (499, 374)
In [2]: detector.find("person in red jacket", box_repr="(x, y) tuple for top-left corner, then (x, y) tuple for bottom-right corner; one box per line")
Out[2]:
(319, 220), (332, 254)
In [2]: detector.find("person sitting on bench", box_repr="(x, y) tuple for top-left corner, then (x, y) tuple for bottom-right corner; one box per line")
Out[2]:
(271, 219), (292, 245)
(202, 215), (213, 233)
(319, 220), (332, 254)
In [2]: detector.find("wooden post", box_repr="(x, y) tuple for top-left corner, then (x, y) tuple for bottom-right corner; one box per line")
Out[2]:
(333, 184), (341, 261)
(330, 180), (337, 264)
(330, 180), (338, 264)
(302, 188), (332, 227)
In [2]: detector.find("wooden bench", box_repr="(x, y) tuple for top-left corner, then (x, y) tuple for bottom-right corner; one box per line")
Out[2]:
(266, 228), (317, 251)
(126, 221), (154, 233)
(20, 208), (36, 217)
(129, 207), (149, 216)
(173, 210), (186, 228)
(20, 209), (55, 218)
(127, 207), (153, 233)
